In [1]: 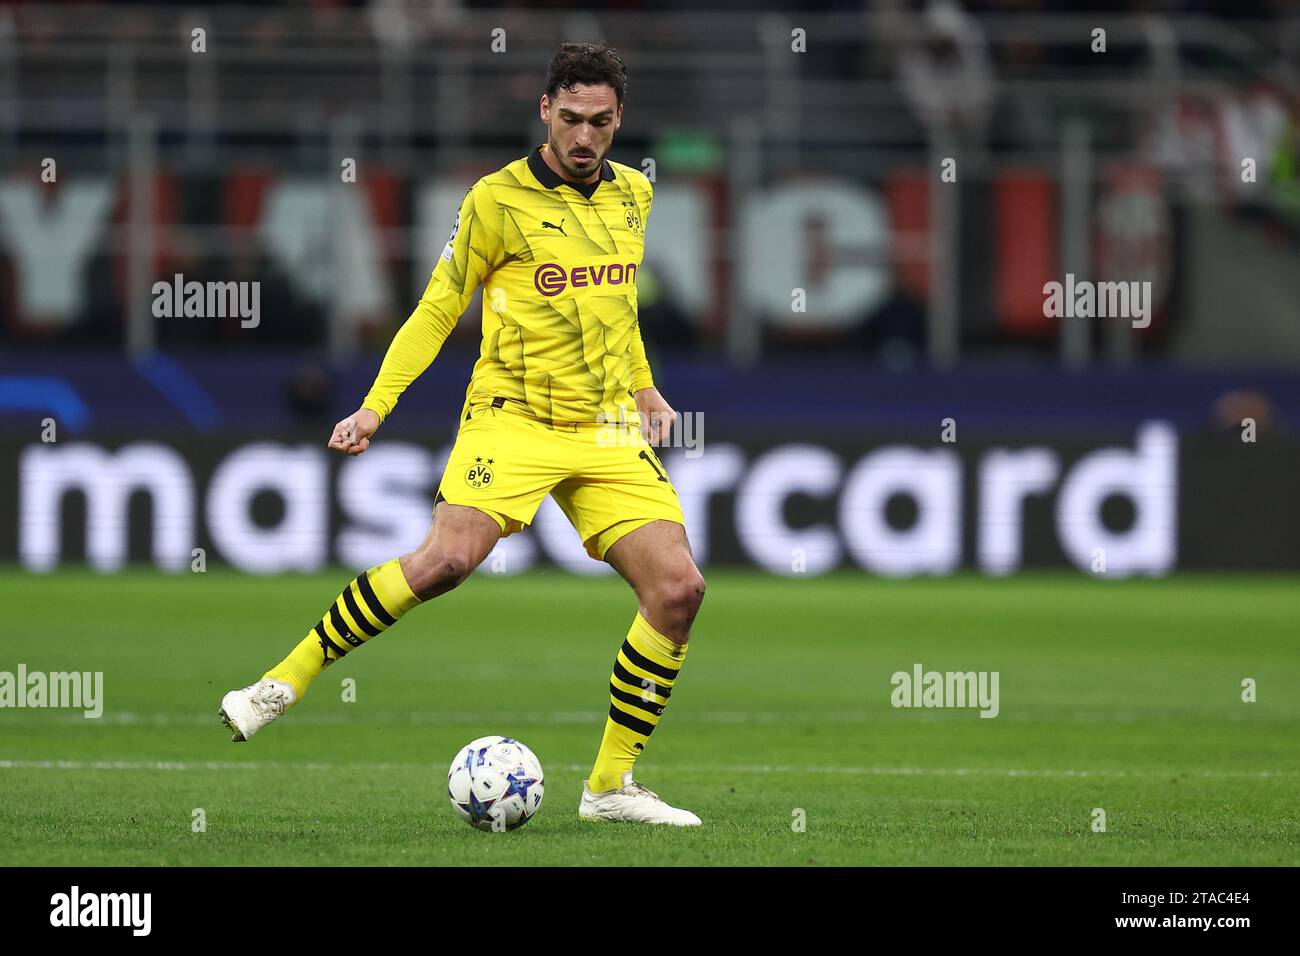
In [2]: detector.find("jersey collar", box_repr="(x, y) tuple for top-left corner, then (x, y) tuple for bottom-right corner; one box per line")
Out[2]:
(528, 144), (614, 199)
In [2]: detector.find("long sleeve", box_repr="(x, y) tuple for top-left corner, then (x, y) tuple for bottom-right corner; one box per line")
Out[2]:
(627, 319), (656, 393)
(627, 184), (655, 393)
(362, 181), (504, 423)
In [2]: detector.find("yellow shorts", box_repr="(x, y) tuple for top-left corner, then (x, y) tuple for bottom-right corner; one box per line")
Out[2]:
(435, 397), (684, 561)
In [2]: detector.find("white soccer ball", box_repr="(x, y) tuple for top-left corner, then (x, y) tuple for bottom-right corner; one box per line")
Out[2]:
(447, 735), (545, 831)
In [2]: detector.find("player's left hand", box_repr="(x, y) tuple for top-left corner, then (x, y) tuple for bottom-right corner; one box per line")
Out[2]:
(328, 407), (380, 456)
(634, 387), (676, 447)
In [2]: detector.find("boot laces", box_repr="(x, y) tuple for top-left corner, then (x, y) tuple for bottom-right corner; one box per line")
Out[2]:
(251, 682), (288, 718)
(622, 780), (660, 801)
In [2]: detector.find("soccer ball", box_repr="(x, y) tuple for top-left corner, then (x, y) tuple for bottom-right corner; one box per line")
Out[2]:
(447, 735), (545, 831)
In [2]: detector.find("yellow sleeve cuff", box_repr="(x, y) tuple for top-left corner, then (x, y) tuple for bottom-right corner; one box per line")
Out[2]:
(361, 397), (391, 425)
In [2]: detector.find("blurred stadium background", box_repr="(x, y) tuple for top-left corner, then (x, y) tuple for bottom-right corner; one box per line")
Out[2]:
(0, 0), (1294, 574)
(2, 0), (1298, 575)
(1, 1), (1299, 867)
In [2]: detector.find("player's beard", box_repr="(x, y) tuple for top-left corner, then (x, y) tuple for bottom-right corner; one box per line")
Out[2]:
(549, 138), (604, 183)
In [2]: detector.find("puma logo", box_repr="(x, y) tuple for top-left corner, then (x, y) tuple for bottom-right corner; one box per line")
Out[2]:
(542, 218), (567, 237)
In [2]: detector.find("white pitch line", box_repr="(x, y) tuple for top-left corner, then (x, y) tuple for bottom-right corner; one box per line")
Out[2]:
(14, 710), (607, 727)
(7, 708), (1265, 726)
(710, 765), (1300, 780)
(0, 759), (1294, 780)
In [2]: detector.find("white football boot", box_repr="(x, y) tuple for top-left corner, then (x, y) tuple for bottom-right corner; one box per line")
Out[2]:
(579, 772), (702, 826)
(218, 678), (297, 742)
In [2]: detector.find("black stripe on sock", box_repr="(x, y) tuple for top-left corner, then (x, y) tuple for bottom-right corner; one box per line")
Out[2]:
(356, 572), (398, 626)
(612, 659), (672, 699)
(608, 702), (656, 737)
(341, 585), (382, 637)
(609, 683), (665, 718)
(329, 603), (364, 647)
(620, 639), (680, 683)
(314, 621), (349, 661)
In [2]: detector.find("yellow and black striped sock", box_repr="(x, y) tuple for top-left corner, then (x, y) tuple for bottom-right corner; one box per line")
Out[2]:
(263, 558), (419, 699)
(588, 612), (688, 793)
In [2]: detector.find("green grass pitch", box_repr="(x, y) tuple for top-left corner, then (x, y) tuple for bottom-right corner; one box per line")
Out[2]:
(1, 568), (1297, 866)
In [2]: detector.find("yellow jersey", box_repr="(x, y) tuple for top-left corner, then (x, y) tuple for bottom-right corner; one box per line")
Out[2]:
(362, 145), (656, 426)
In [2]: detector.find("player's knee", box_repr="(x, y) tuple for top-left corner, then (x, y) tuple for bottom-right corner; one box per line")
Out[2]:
(659, 569), (706, 625)
(406, 551), (473, 600)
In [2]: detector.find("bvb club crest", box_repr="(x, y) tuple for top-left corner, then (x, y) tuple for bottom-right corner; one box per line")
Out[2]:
(465, 457), (494, 488)
(623, 201), (642, 237)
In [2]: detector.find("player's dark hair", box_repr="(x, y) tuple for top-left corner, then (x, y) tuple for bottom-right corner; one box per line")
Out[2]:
(545, 43), (627, 105)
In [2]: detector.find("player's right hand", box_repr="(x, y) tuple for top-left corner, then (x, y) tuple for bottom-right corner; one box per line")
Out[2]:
(328, 408), (380, 456)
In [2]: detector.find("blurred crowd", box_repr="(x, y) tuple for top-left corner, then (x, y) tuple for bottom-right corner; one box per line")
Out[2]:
(0, 1), (1293, 12)
(3, 0), (1298, 362)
